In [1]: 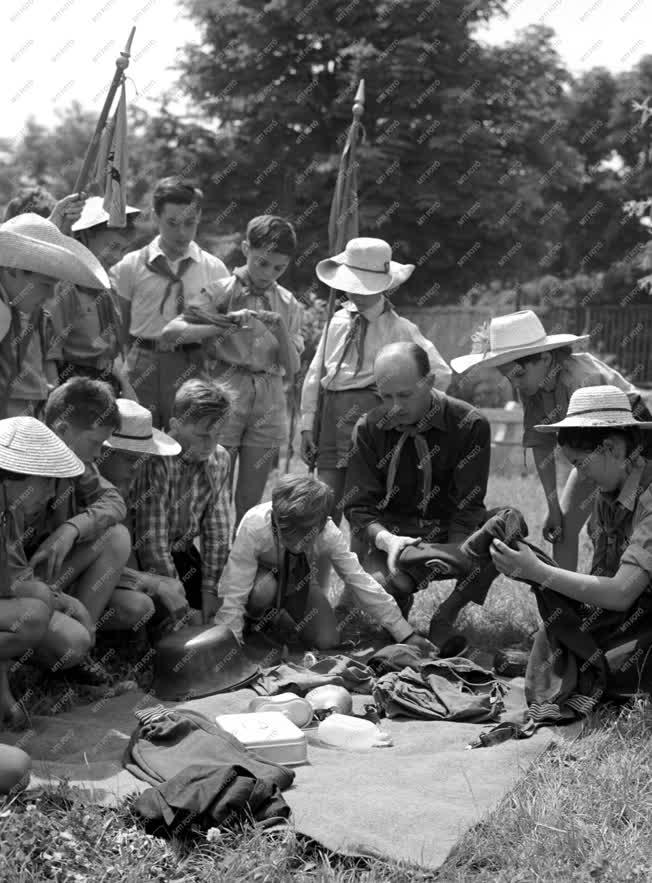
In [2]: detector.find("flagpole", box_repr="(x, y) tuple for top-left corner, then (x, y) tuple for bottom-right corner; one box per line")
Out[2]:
(64, 27), (136, 231)
(310, 79), (365, 474)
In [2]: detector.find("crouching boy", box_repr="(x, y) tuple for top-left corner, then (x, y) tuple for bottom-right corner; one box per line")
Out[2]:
(214, 474), (436, 652)
(490, 386), (652, 721)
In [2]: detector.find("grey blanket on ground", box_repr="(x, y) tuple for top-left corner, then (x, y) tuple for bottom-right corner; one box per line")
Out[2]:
(1, 682), (579, 871)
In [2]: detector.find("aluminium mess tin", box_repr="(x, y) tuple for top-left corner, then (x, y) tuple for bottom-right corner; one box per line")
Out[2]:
(216, 711), (309, 766)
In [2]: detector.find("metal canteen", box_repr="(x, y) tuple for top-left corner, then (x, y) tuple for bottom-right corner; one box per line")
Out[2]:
(152, 624), (260, 701)
(305, 684), (353, 716)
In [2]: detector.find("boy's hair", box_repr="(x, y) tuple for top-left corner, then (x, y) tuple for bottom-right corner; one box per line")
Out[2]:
(246, 215), (297, 257)
(153, 177), (203, 216)
(271, 475), (333, 534)
(44, 377), (120, 432)
(4, 187), (57, 221)
(172, 377), (232, 425)
(557, 426), (642, 457)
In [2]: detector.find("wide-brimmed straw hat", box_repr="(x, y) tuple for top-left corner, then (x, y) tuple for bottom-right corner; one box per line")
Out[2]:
(315, 237), (415, 295)
(451, 310), (589, 374)
(0, 213), (110, 290)
(103, 399), (181, 456)
(0, 416), (84, 477)
(71, 196), (141, 233)
(535, 386), (652, 433)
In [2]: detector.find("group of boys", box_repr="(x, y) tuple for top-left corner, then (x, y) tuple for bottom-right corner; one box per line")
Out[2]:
(3, 173), (652, 797)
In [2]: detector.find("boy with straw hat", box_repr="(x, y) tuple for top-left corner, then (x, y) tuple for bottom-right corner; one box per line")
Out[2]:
(452, 310), (648, 570)
(98, 398), (190, 631)
(0, 416), (105, 720)
(490, 386), (652, 720)
(0, 212), (110, 419)
(45, 195), (142, 399)
(300, 237), (451, 526)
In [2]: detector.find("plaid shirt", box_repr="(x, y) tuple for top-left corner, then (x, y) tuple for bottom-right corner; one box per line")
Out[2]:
(133, 445), (231, 594)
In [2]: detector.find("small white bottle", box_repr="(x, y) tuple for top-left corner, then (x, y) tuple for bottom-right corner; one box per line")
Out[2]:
(317, 713), (393, 750)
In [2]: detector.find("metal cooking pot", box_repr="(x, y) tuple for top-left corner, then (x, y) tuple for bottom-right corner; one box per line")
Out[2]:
(305, 684), (353, 716)
(152, 624), (260, 701)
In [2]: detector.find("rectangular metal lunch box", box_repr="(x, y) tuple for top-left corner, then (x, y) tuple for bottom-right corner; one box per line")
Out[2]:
(215, 711), (309, 766)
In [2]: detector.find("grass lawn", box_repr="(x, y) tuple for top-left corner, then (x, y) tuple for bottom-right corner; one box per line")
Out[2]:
(1, 465), (651, 882)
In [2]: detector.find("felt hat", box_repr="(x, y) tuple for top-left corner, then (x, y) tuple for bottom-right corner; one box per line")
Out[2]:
(315, 237), (415, 295)
(152, 624), (260, 701)
(0, 213), (110, 290)
(0, 416), (84, 477)
(451, 310), (589, 374)
(535, 385), (652, 433)
(71, 196), (141, 233)
(103, 399), (181, 456)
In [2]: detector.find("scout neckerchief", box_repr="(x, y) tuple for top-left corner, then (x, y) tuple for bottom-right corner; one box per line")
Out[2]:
(144, 250), (196, 315)
(377, 392), (444, 517)
(232, 266), (274, 312)
(332, 298), (392, 378)
(270, 514), (312, 616)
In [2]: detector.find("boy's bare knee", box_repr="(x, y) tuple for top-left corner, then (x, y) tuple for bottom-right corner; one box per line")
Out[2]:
(53, 619), (92, 669)
(0, 744), (31, 796)
(105, 524), (132, 563)
(104, 591), (155, 631)
(18, 598), (51, 647)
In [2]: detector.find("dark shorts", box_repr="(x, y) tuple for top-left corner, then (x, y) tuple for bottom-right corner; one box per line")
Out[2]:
(317, 387), (381, 470)
(172, 545), (203, 611)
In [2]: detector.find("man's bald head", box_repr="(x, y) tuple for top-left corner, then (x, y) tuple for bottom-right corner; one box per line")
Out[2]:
(374, 342), (431, 382)
(374, 342), (435, 428)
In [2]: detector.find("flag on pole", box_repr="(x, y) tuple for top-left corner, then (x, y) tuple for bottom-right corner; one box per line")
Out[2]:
(311, 80), (365, 468)
(101, 80), (128, 227)
(328, 80), (364, 254)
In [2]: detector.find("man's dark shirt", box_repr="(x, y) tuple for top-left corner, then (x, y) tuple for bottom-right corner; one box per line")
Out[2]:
(344, 390), (491, 544)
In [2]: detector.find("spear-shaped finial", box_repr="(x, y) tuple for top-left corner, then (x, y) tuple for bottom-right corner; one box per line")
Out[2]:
(353, 79), (365, 119)
(116, 26), (136, 72)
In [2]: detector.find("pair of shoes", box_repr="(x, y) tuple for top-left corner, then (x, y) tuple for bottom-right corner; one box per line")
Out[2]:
(428, 616), (469, 659)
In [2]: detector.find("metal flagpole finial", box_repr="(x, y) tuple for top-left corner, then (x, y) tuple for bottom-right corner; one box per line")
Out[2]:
(116, 26), (136, 72)
(353, 79), (365, 118)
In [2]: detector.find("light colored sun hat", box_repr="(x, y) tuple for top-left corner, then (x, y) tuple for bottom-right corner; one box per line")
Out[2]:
(0, 416), (84, 477)
(71, 196), (141, 233)
(103, 399), (181, 456)
(0, 213), (110, 290)
(315, 237), (415, 295)
(451, 310), (589, 374)
(535, 386), (652, 433)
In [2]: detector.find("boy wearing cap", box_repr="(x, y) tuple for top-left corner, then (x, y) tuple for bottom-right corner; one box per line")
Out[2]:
(0, 213), (109, 419)
(215, 473), (435, 654)
(300, 237), (451, 525)
(133, 377), (233, 624)
(45, 195), (142, 399)
(159, 215), (304, 525)
(109, 177), (229, 429)
(491, 386), (652, 719)
(452, 310), (646, 570)
(98, 399), (189, 629)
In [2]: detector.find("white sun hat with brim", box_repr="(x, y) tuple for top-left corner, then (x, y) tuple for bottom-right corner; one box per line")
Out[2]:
(534, 385), (652, 433)
(71, 196), (141, 233)
(103, 399), (181, 456)
(0, 416), (84, 477)
(451, 310), (589, 374)
(315, 237), (415, 295)
(0, 213), (110, 290)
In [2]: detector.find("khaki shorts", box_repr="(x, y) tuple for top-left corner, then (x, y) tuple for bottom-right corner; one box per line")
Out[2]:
(214, 366), (288, 448)
(317, 387), (381, 470)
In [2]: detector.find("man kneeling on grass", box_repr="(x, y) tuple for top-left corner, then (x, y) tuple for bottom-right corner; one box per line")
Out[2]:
(214, 474), (436, 653)
(490, 386), (652, 721)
